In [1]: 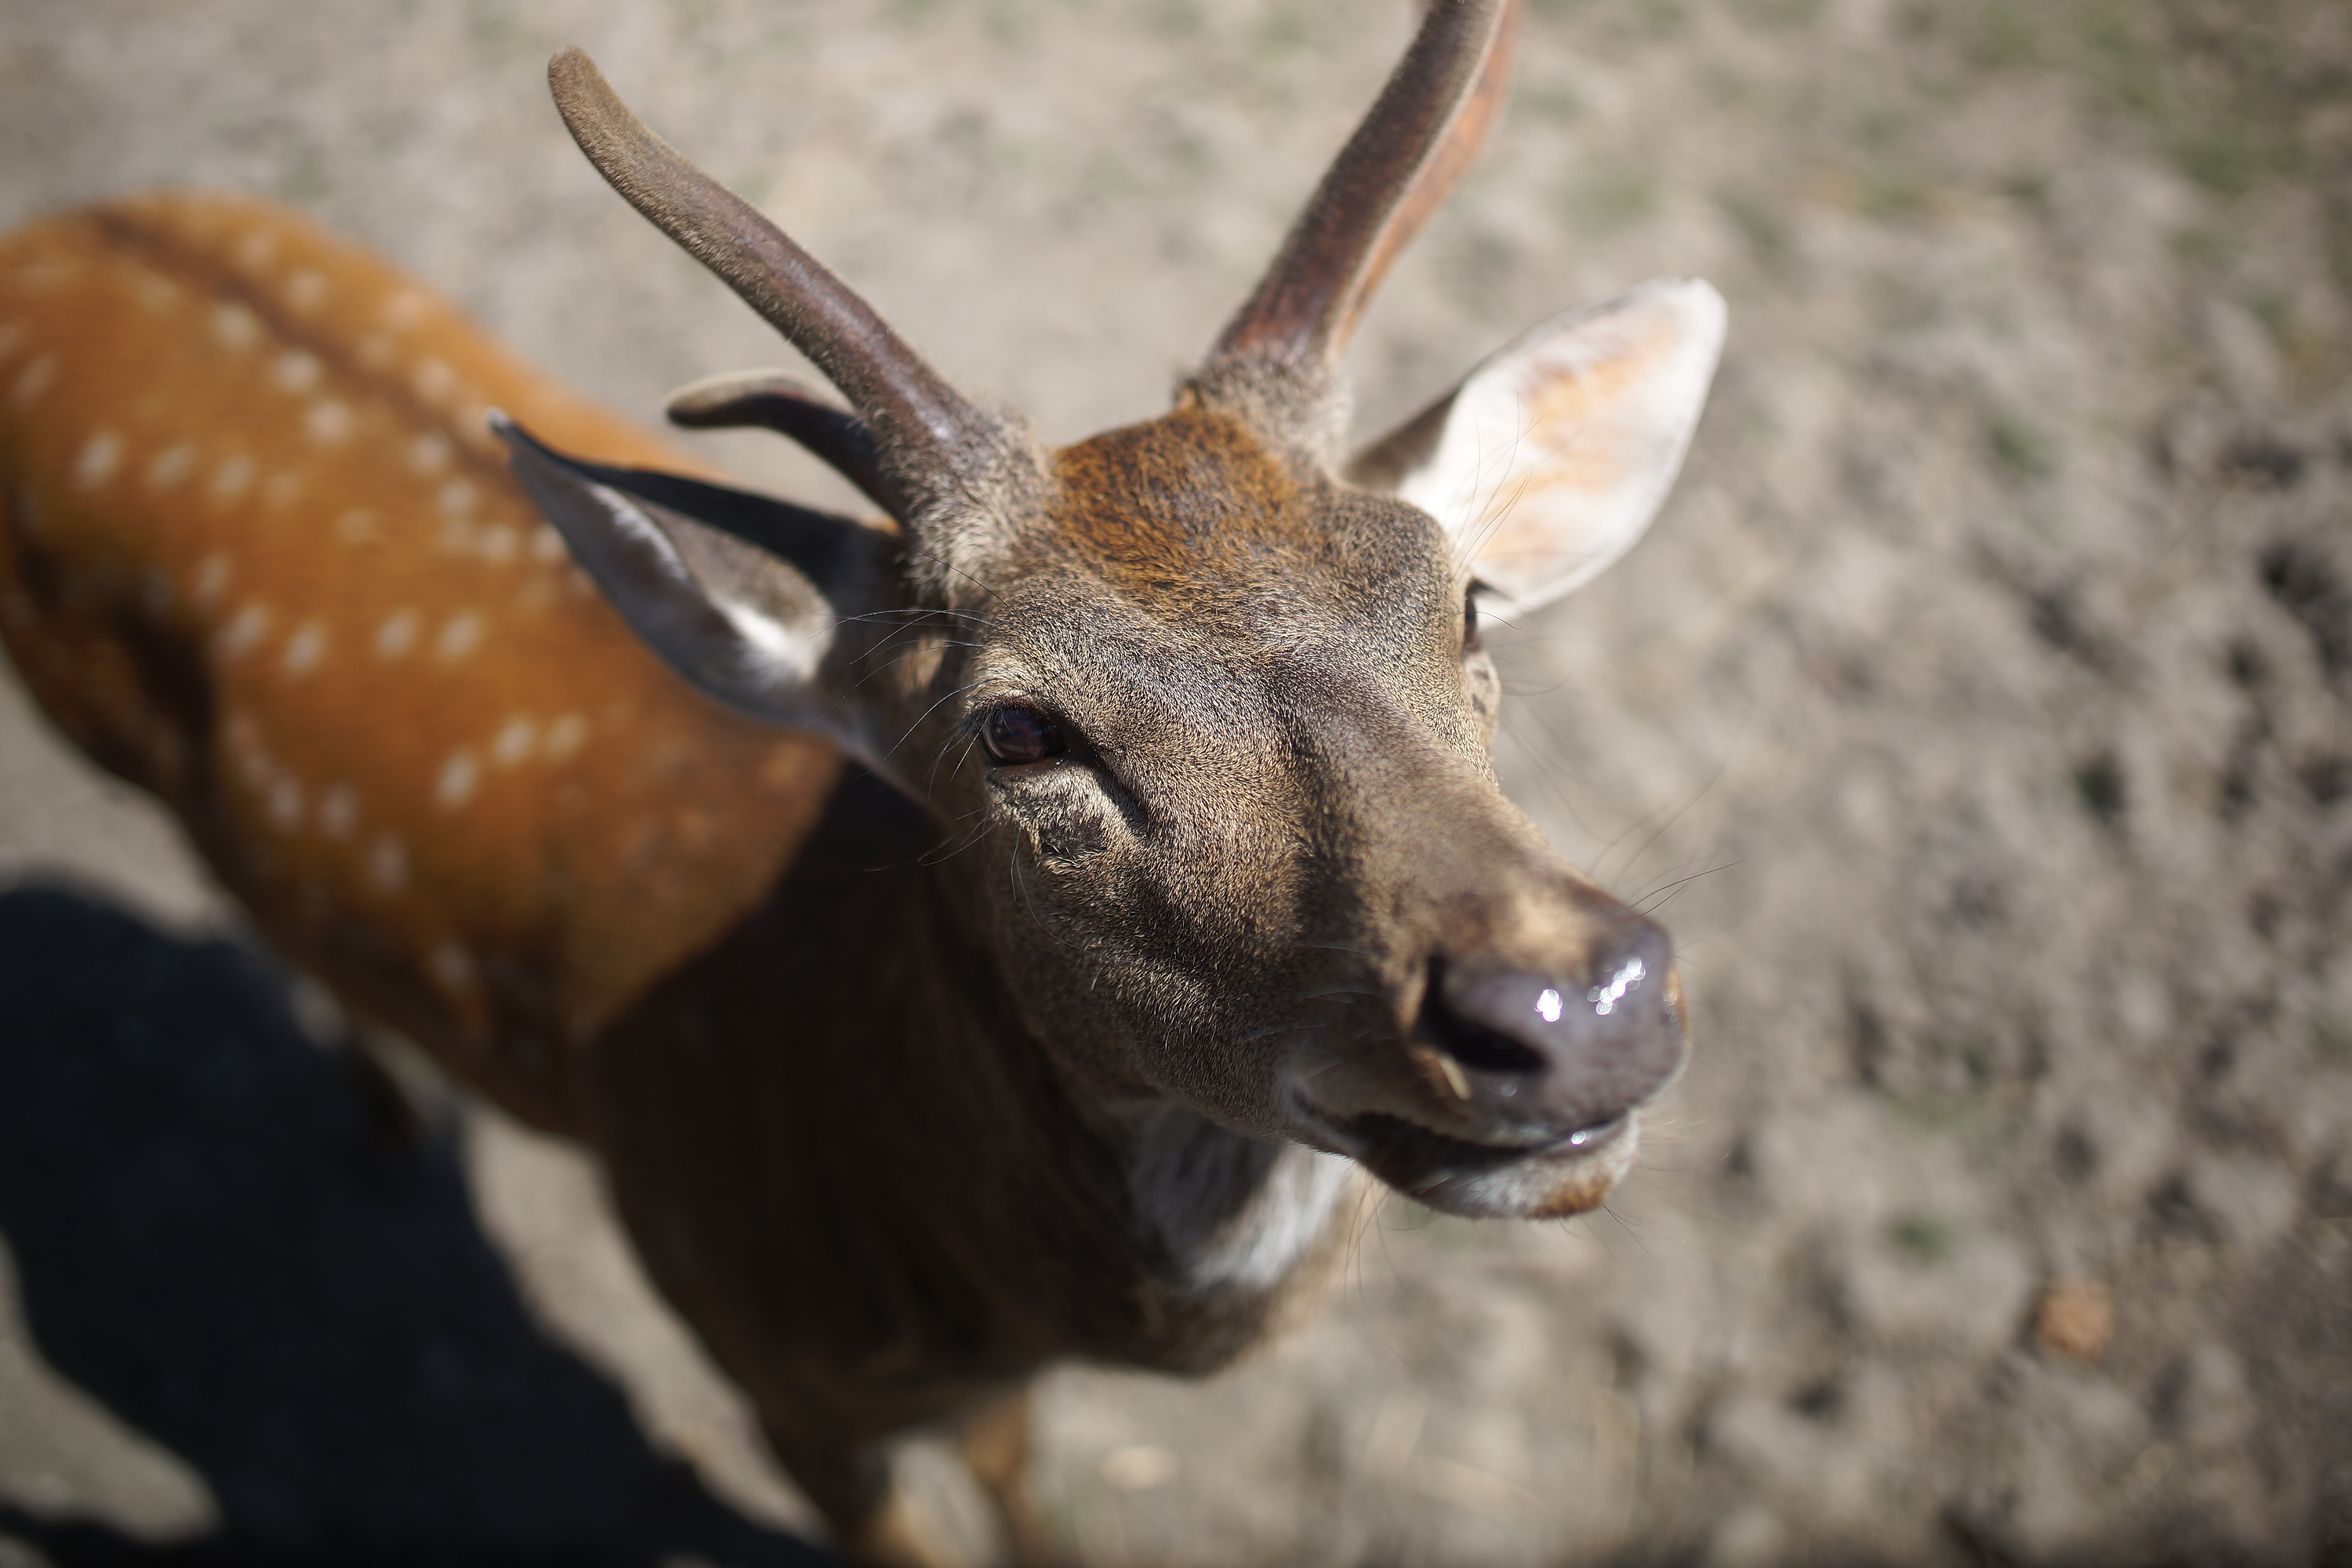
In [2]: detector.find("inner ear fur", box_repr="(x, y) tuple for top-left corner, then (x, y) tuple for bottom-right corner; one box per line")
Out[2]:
(495, 414), (902, 752)
(1352, 277), (1725, 612)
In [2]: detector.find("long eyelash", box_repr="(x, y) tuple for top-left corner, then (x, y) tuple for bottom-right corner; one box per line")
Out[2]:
(946, 703), (993, 759)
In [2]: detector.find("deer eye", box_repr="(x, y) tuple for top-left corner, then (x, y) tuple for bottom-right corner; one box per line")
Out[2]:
(982, 705), (1065, 767)
(1464, 582), (1490, 655)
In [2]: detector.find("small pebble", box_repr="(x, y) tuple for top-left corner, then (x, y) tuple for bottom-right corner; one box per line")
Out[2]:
(2034, 1278), (2114, 1362)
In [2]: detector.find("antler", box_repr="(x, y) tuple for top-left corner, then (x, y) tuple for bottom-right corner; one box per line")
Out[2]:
(665, 370), (898, 519)
(547, 48), (997, 513)
(1209, 0), (1519, 372)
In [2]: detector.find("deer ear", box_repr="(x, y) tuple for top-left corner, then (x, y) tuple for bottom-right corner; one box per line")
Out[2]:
(1352, 278), (1725, 612)
(495, 414), (898, 744)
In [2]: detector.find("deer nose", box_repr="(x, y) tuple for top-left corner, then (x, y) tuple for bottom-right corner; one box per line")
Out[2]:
(1420, 922), (1684, 1139)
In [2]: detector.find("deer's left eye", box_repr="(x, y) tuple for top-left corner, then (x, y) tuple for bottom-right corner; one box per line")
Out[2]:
(982, 705), (1066, 767)
(1464, 583), (1489, 655)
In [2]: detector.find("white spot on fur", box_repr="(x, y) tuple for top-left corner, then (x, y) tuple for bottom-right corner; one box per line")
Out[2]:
(74, 431), (123, 490)
(368, 833), (408, 891)
(358, 333), (394, 371)
(383, 291), (429, 332)
(335, 509), (378, 544)
(132, 274), (178, 314)
(429, 942), (477, 993)
(228, 735), (270, 793)
(192, 554), (234, 608)
(274, 352), (321, 394)
(9, 355), (56, 410)
(267, 775), (304, 831)
(435, 748), (480, 809)
(413, 358), (456, 403)
(530, 524), (567, 564)
(477, 524), (518, 565)
(408, 434), (451, 474)
(434, 612), (483, 663)
(211, 303), (260, 352)
(216, 603), (272, 660)
(281, 620), (327, 677)
(318, 783), (358, 839)
(235, 229), (278, 271)
(376, 610), (419, 660)
(304, 400), (354, 445)
(147, 444), (197, 491)
(285, 270), (328, 313)
(542, 713), (588, 762)
(437, 478), (477, 517)
(209, 455), (255, 503)
(490, 714), (537, 768)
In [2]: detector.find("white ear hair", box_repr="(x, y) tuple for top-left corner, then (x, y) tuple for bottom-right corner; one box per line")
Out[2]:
(1374, 278), (1725, 612)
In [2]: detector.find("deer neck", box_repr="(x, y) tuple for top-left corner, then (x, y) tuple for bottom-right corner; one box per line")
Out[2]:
(592, 764), (1356, 1396)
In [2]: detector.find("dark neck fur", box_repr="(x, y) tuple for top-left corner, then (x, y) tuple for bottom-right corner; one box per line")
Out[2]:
(585, 767), (1357, 1446)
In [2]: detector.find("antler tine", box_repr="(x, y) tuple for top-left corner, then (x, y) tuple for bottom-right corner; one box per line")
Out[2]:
(548, 48), (996, 505)
(1210, 0), (1519, 372)
(665, 370), (899, 519)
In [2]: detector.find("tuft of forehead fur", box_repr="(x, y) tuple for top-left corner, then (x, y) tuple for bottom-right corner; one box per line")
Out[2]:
(1036, 401), (1453, 629)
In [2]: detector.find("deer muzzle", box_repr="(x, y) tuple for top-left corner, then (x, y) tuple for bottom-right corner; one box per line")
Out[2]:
(1287, 908), (1686, 1219)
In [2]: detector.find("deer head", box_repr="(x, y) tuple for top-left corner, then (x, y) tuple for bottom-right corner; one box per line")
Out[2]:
(499, 0), (1722, 1220)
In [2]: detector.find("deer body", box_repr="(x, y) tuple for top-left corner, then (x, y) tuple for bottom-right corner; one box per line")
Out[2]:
(2, 4), (1726, 1560)
(0, 189), (1352, 1512)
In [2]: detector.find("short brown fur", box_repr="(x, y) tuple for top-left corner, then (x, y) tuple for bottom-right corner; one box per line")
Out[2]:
(1043, 402), (1345, 600)
(0, 193), (840, 1131)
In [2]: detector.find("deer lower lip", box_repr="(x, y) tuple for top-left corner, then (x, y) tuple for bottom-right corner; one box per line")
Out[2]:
(1330, 1110), (1638, 1219)
(1279, 1081), (1643, 1216)
(1342, 1110), (1627, 1175)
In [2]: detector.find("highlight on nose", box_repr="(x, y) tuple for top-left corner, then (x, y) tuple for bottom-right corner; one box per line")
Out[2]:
(1419, 919), (1686, 1141)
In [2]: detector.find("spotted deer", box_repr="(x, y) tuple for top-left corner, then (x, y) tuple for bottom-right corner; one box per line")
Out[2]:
(0, 1), (1721, 1560)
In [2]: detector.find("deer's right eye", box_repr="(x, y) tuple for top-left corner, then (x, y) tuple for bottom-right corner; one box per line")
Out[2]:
(982, 705), (1066, 767)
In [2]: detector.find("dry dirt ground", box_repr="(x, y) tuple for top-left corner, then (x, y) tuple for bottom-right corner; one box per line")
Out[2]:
(3, 1), (2350, 1564)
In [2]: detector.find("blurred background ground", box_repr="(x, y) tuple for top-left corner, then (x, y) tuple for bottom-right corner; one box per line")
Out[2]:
(2, 0), (2350, 1563)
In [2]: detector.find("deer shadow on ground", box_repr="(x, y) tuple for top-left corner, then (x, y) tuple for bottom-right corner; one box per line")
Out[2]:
(0, 884), (831, 1567)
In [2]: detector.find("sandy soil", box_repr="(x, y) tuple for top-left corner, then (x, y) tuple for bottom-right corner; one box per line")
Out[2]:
(2, 1), (2349, 1563)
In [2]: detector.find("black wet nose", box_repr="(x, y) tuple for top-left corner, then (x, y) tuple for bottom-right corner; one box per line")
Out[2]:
(1421, 922), (1684, 1135)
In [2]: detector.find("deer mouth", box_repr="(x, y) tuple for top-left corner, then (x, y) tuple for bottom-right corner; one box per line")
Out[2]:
(1290, 1099), (1641, 1219)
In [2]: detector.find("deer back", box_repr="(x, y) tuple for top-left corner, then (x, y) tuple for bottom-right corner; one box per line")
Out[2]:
(0, 191), (844, 1132)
